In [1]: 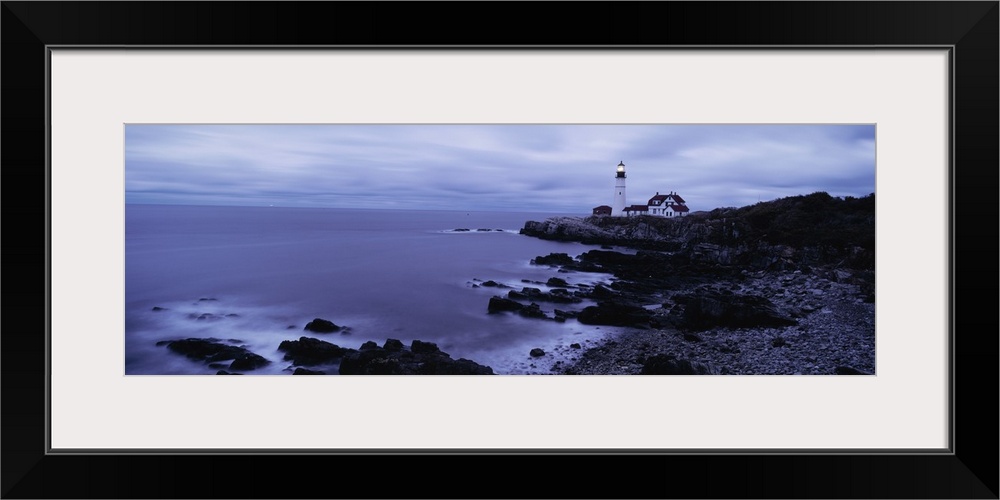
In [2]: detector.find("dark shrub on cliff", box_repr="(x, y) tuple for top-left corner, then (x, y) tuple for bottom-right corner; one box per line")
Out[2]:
(706, 192), (875, 252)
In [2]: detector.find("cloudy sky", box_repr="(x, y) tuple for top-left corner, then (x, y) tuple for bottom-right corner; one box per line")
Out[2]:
(125, 124), (875, 214)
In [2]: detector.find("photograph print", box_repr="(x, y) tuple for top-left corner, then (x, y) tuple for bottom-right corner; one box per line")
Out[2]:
(125, 124), (876, 376)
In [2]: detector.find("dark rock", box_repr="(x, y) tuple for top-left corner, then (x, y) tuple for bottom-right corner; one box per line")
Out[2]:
(198, 298), (218, 302)
(304, 318), (341, 333)
(476, 228), (491, 232)
(411, 340), (441, 354)
(530, 253), (575, 266)
(529, 348), (545, 357)
(578, 249), (637, 268)
(208, 362), (228, 369)
(277, 337), (349, 366)
(675, 291), (797, 331)
(216, 370), (242, 375)
(293, 367), (326, 375)
(508, 287), (540, 300)
(546, 277), (569, 287)
(488, 296), (524, 313)
(553, 309), (578, 321)
(834, 366), (870, 375)
(359, 341), (379, 350)
(416, 358), (494, 375)
(453, 228), (470, 232)
(590, 284), (618, 299)
(383, 339), (404, 351)
(577, 302), (653, 327)
(771, 337), (787, 348)
(163, 339), (267, 370)
(229, 353), (271, 371)
(151, 306), (167, 311)
(518, 303), (548, 319)
(683, 333), (702, 342)
(339, 340), (494, 375)
(640, 355), (713, 375)
(340, 348), (405, 374)
(570, 343), (582, 349)
(508, 287), (581, 304)
(481, 280), (504, 287)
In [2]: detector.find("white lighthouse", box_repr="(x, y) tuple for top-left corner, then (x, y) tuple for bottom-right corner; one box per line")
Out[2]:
(612, 161), (627, 216)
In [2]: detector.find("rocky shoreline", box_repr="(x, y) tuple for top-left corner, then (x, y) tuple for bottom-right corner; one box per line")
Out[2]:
(509, 195), (876, 375)
(155, 313), (496, 375)
(487, 249), (875, 375)
(555, 270), (875, 375)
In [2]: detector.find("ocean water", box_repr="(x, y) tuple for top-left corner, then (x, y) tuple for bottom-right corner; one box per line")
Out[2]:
(125, 205), (630, 375)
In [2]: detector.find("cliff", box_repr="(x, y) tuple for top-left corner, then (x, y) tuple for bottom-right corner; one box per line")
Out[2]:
(521, 192), (875, 272)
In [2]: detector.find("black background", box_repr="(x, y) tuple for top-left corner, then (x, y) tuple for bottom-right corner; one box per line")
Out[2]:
(2, 2), (997, 498)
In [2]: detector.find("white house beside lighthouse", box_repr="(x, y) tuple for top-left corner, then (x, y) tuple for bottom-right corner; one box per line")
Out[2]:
(612, 161), (627, 216)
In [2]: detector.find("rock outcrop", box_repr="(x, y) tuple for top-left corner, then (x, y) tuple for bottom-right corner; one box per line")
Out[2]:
(667, 290), (797, 331)
(303, 318), (342, 333)
(640, 355), (715, 375)
(158, 338), (271, 372)
(577, 302), (653, 327)
(521, 192), (875, 274)
(277, 337), (350, 366)
(339, 339), (494, 375)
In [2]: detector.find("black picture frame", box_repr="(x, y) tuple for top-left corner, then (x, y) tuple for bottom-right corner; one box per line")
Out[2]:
(3, 2), (997, 498)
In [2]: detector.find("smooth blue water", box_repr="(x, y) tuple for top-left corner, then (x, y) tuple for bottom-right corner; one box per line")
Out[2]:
(125, 205), (626, 375)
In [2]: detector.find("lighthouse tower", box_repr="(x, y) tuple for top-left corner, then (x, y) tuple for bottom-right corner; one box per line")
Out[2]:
(612, 161), (627, 216)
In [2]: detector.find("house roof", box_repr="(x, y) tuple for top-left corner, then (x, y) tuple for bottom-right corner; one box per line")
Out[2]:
(593, 205), (611, 210)
(624, 204), (648, 212)
(667, 194), (687, 204)
(671, 204), (690, 212)
(649, 194), (669, 203)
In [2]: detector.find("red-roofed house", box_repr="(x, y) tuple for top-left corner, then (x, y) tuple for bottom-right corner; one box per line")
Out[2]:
(642, 191), (690, 217)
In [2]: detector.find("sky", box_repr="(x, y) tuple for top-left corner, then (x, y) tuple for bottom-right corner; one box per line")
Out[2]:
(125, 124), (875, 214)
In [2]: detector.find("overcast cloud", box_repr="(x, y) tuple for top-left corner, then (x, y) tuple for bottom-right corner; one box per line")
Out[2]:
(125, 124), (875, 214)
